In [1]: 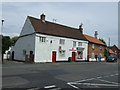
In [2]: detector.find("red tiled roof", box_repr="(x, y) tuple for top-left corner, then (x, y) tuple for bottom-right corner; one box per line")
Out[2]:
(109, 49), (114, 54)
(84, 34), (105, 45)
(28, 16), (87, 41)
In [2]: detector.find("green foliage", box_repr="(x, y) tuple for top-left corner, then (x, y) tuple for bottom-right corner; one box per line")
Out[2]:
(2, 36), (19, 54)
(99, 38), (109, 57)
(2, 36), (11, 54)
(10, 36), (19, 46)
(99, 38), (107, 46)
(104, 48), (109, 57)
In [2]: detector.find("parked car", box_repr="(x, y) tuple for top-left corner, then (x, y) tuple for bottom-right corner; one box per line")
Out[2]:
(106, 55), (117, 62)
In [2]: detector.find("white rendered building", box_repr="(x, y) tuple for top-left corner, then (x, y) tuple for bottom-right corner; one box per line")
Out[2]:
(12, 14), (88, 63)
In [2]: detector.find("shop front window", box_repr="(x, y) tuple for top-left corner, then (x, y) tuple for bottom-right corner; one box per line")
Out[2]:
(59, 50), (65, 57)
(77, 51), (83, 59)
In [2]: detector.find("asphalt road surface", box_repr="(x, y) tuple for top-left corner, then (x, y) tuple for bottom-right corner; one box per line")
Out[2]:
(2, 60), (119, 90)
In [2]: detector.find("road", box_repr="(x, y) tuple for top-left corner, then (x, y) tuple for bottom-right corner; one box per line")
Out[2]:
(2, 60), (119, 90)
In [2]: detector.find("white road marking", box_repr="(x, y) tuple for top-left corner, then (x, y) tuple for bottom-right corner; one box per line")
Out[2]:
(110, 74), (115, 77)
(102, 73), (118, 78)
(98, 79), (118, 85)
(97, 77), (102, 79)
(44, 85), (56, 89)
(72, 78), (95, 83)
(67, 83), (79, 89)
(74, 83), (119, 87)
(67, 73), (118, 89)
(115, 73), (118, 75)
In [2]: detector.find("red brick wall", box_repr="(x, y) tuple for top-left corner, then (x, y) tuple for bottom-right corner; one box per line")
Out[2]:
(88, 43), (105, 58)
(111, 46), (120, 58)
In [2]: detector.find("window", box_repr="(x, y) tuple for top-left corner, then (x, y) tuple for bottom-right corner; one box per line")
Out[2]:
(23, 50), (26, 56)
(50, 40), (52, 44)
(59, 50), (65, 57)
(77, 51), (83, 59)
(92, 44), (95, 49)
(91, 53), (95, 59)
(100, 53), (102, 57)
(100, 46), (102, 50)
(73, 41), (76, 47)
(60, 39), (65, 45)
(78, 42), (82, 46)
(39, 36), (46, 42)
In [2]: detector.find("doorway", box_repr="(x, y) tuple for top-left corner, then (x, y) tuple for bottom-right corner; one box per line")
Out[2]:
(29, 51), (34, 63)
(72, 52), (76, 62)
(52, 51), (56, 62)
(12, 51), (14, 60)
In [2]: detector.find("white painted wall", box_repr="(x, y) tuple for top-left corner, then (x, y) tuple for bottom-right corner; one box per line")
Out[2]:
(12, 17), (35, 61)
(34, 33), (88, 62)
(20, 17), (35, 36)
(13, 34), (35, 61)
(13, 17), (88, 63)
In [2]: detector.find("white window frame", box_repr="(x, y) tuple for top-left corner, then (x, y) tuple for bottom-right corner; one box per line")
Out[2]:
(100, 46), (102, 50)
(73, 41), (76, 47)
(39, 36), (46, 42)
(78, 42), (82, 46)
(92, 52), (95, 59)
(60, 39), (65, 45)
(92, 44), (95, 49)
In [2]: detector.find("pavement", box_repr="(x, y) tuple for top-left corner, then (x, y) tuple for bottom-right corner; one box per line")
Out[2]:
(2, 59), (24, 64)
(2, 59), (120, 90)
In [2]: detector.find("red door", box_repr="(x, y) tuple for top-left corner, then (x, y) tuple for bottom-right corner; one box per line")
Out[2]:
(52, 51), (56, 62)
(72, 52), (76, 62)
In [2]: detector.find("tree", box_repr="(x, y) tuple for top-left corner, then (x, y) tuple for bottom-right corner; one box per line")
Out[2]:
(2, 36), (19, 54)
(104, 48), (109, 57)
(99, 38), (109, 59)
(2, 36), (11, 54)
(99, 38), (107, 46)
(10, 36), (19, 46)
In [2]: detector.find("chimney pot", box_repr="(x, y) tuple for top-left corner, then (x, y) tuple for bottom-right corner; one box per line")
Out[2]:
(94, 31), (98, 38)
(79, 23), (83, 34)
(40, 13), (45, 22)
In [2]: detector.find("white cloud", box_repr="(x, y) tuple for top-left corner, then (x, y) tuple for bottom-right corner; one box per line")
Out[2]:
(1, 2), (118, 46)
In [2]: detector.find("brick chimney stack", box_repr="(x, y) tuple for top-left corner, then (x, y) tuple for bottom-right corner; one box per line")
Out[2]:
(94, 31), (98, 39)
(79, 23), (83, 34)
(40, 13), (45, 22)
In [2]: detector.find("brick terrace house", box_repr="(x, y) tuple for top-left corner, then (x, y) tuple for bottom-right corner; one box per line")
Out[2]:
(84, 34), (106, 61)
(109, 45), (120, 58)
(108, 48), (115, 56)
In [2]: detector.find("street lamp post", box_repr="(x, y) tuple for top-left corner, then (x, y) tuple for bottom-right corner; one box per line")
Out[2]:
(1, 19), (4, 63)
(1, 19), (4, 34)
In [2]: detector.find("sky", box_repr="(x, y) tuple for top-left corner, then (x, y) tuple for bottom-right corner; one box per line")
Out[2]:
(1, 2), (118, 47)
